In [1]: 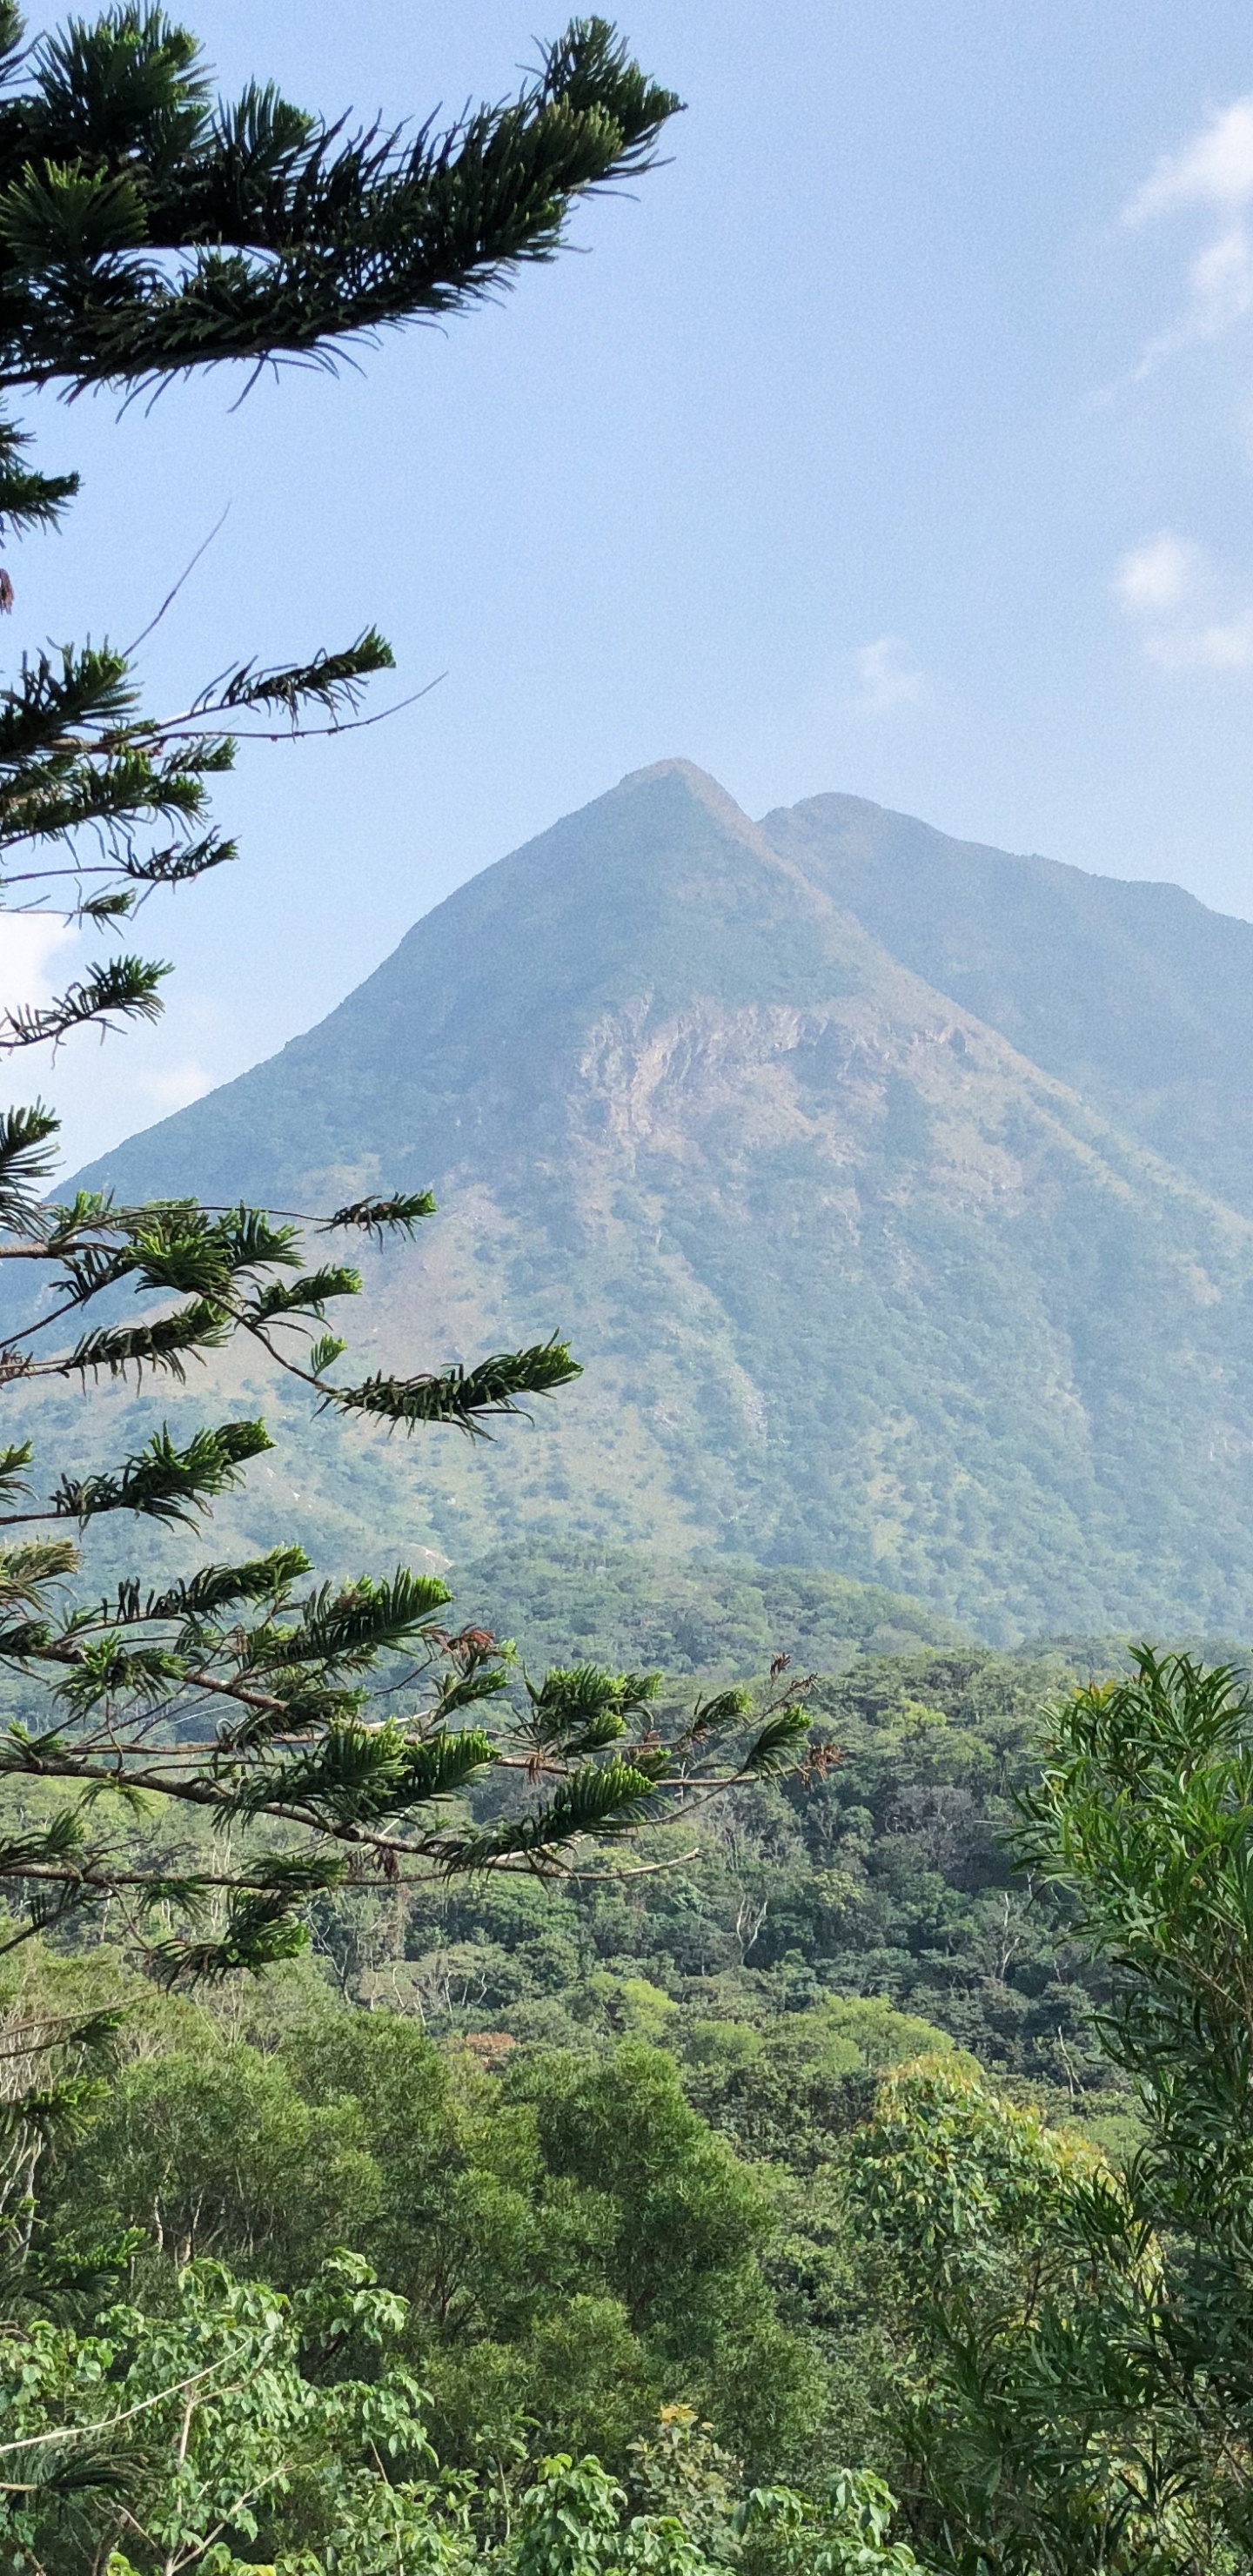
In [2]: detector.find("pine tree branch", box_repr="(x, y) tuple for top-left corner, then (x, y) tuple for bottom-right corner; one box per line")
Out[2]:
(0, 17), (682, 391)
(0, 8), (739, 1995)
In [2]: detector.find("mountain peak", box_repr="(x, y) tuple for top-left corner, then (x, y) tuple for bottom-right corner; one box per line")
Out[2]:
(607, 755), (796, 882)
(61, 762), (1253, 1640)
(615, 755), (720, 793)
(614, 756), (754, 833)
(760, 788), (1253, 1215)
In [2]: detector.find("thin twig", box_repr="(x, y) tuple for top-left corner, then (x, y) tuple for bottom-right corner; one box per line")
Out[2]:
(120, 506), (231, 658)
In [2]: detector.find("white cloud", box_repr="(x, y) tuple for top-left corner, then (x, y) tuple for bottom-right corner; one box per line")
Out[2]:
(0, 915), (77, 1019)
(139, 1057), (214, 1113)
(1125, 97), (1253, 222)
(1113, 531), (1203, 613)
(1146, 612), (1253, 671)
(1122, 97), (1253, 373)
(1183, 224), (1253, 333)
(1113, 527), (1253, 670)
(846, 635), (926, 714)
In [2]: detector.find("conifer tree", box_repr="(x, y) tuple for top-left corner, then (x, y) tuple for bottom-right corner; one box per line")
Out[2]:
(0, 5), (810, 1985)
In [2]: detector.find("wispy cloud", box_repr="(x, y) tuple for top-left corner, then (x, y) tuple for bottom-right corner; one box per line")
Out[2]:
(0, 916), (77, 1019)
(1113, 532), (1204, 614)
(1114, 529), (1253, 669)
(1148, 613), (1253, 671)
(1123, 97), (1253, 375)
(139, 1058), (214, 1113)
(846, 635), (926, 714)
(1126, 98), (1253, 223)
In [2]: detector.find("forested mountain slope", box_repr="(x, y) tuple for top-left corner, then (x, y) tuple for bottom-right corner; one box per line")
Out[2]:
(64, 761), (1253, 1640)
(762, 788), (1253, 1216)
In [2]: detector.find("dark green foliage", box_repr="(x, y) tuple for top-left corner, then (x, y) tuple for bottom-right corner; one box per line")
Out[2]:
(680, 1998), (963, 2170)
(0, 8), (680, 390)
(29, 1635), (1253, 2572)
(1012, 1653), (1253, 2486)
(355, 1640), (1107, 2089)
(325, 1191), (439, 1243)
(520, 1662), (661, 1758)
(44, 2009), (829, 2478)
(780, 1649), (1253, 2574)
(459, 1546), (963, 1677)
(0, 1542), (798, 1976)
(844, 2056), (1209, 2575)
(0, 410), (76, 540)
(0, 949), (168, 1050)
(50, 1413), (271, 1524)
(334, 1338), (583, 1436)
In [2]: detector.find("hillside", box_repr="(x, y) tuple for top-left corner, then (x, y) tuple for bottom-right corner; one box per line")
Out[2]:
(762, 791), (1253, 1217)
(456, 1543), (965, 1676)
(58, 759), (1253, 1641)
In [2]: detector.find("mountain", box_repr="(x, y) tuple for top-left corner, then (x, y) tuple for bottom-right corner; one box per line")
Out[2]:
(761, 792), (1253, 1218)
(62, 761), (1253, 1643)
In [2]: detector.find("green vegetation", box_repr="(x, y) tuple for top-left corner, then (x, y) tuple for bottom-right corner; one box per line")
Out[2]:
(5, 13), (1253, 2576)
(0, 1917), (971, 2567)
(303, 1623), (1106, 2090)
(458, 1546), (964, 1674)
(0, 1575), (1135, 2566)
(6, 1646), (1253, 2572)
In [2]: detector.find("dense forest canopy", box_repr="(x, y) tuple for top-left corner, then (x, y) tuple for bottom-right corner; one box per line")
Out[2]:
(3, 1633), (1253, 2573)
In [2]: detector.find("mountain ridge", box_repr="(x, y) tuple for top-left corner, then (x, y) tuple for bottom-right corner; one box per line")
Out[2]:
(761, 788), (1253, 1215)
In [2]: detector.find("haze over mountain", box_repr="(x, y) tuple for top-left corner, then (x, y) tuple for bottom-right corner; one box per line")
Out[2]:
(67, 761), (1253, 1642)
(762, 794), (1253, 1221)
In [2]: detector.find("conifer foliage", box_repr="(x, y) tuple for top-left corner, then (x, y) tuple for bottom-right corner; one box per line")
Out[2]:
(0, 7), (807, 1982)
(0, 3), (680, 388)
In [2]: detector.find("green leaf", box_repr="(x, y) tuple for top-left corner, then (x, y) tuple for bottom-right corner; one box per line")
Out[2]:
(331, 1338), (581, 1436)
(439, 1758), (658, 1872)
(0, 1440), (33, 1499)
(524, 1663), (660, 1754)
(246, 1263), (361, 1322)
(61, 1298), (231, 1382)
(0, 951), (169, 1050)
(52, 1417), (272, 1526)
(137, 1546), (311, 1625)
(307, 1332), (346, 1377)
(323, 1191), (438, 1242)
(0, 1101), (59, 1226)
(251, 1567), (452, 1672)
(742, 1707), (810, 1774)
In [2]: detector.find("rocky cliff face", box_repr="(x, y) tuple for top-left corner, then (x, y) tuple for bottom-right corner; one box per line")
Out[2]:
(63, 761), (1253, 1640)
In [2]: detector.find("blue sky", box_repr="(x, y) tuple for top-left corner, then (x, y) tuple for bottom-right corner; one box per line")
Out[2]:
(10, 0), (1253, 1166)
